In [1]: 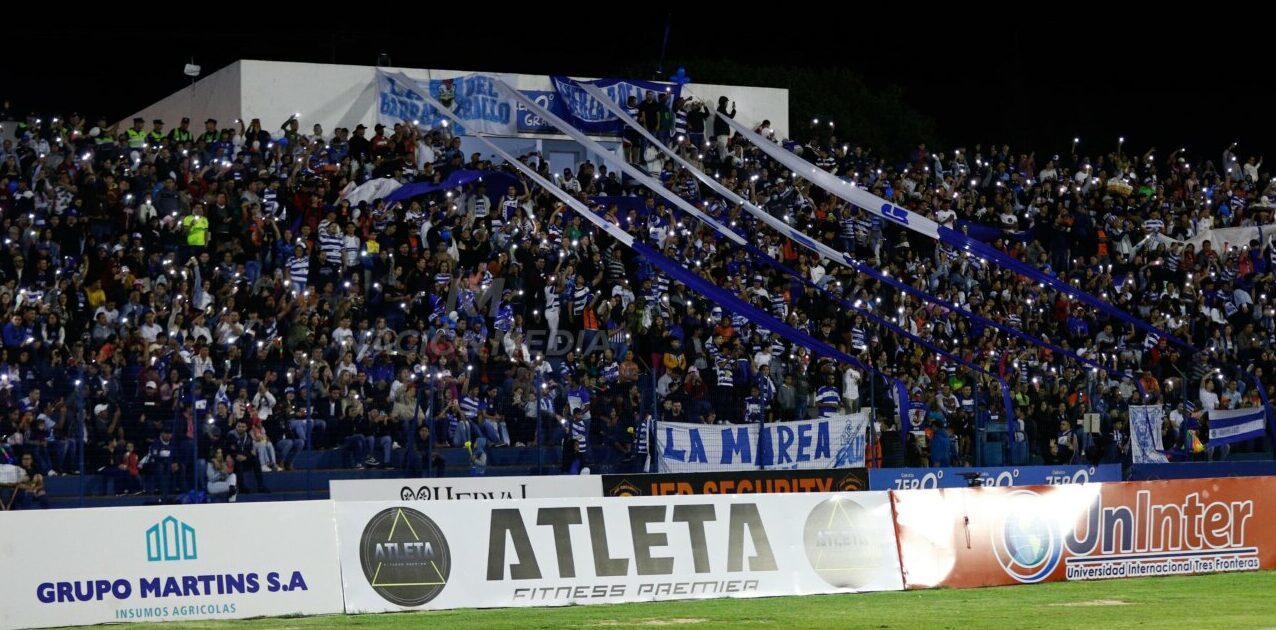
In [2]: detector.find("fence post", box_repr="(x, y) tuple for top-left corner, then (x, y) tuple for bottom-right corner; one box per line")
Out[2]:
(755, 402), (766, 471)
(534, 369), (544, 475)
(407, 375), (420, 478)
(76, 367), (86, 507)
(1246, 372), (1275, 459)
(974, 383), (982, 467)
(304, 367), (313, 499)
(190, 374), (198, 499)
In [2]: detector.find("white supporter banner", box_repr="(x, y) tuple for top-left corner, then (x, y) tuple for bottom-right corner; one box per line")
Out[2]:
(656, 414), (868, 473)
(331, 476), (602, 502)
(0, 501), (343, 630)
(342, 177), (402, 207)
(376, 70), (518, 136)
(335, 492), (902, 613)
(1129, 405), (1169, 464)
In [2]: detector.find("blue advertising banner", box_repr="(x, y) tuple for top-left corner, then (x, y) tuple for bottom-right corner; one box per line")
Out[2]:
(515, 90), (568, 134)
(868, 464), (1121, 490)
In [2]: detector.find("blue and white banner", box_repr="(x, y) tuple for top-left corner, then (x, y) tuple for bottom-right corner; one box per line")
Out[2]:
(1206, 407), (1268, 446)
(868, 464), (1121, 490)
(377, 71), (518, 136)
(655, 414), (867, 473)
(550, 76), (680, 135)
(1129, 404), (1169, 464)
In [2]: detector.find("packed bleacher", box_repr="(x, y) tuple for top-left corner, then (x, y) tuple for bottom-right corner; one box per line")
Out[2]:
(0, 92), (1271, 508)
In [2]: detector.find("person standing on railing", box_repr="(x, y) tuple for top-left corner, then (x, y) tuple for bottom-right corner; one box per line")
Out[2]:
(712, 96), (736, 160)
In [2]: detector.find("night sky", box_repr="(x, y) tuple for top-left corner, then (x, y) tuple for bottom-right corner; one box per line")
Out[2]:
(4, 12), (1270, 163)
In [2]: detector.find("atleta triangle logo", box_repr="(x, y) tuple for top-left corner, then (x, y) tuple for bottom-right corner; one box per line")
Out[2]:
(358, 507), (451, 606)
(802, 496), (883, 589)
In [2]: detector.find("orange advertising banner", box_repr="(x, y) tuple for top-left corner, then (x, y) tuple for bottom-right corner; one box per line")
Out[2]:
(892, 477), (1276, 589)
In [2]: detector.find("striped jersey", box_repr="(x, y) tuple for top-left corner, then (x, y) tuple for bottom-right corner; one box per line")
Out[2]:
(573, 284), (591, 315)
(568, 417), (589, 454)
(318, 230), (343, 264)
(815, 385), (841, 415)
(500, 195), (520, 220)
(460, 395), (480, 420)
(472, 195), (491, 219)
(716, 360), (734, 387)
(769, 292), (788, 318)
(287, 254), (309, 287)
(602, 361), (619, 383)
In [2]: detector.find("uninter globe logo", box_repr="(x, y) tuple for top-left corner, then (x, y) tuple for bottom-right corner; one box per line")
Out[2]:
(359, 508), (451, 606)
(802, 496), (882, 588)
(146, 516), (198, 562)
(991, 490), (1063, 583)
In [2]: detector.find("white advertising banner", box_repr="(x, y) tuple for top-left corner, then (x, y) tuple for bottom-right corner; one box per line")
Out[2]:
(0, 501), (343, 630)
(335, 491), (902, 613)
(330, 476), (603, 502)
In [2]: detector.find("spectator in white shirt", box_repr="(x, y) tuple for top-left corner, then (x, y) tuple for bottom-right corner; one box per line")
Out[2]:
(1198, 378), (1220, 411)
(139, 311), (163, 343)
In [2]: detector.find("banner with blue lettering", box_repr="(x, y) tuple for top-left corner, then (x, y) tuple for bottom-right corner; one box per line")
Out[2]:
(655, 414), (867, 473)
(550, 76), (681, 135)
(868, 464), (1121, 490)
(377, 71), (517, 136)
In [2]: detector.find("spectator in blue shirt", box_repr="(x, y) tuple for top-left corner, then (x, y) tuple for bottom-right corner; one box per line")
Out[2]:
(929, 420), (958, 467)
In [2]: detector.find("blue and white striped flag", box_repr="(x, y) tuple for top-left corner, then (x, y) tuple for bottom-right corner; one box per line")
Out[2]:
(1207, 407), (1268, 446)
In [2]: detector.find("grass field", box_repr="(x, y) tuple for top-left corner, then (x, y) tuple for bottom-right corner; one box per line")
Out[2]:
(64, 571), (1276, 630)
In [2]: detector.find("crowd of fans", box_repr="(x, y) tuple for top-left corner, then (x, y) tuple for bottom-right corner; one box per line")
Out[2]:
(0, 87), (1271, 506)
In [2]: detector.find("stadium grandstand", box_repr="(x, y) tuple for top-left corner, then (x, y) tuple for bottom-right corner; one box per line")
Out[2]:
(0, 58), (1273, 513)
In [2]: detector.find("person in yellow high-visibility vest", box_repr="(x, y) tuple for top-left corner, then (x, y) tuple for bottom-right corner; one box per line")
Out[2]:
(125, 117), (147, 150)
(182, 204), (210, 256)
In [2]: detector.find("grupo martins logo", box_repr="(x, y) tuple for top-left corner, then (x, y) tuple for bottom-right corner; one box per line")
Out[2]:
(990, 490), (1064, 583)
(146, 516), (197, 562)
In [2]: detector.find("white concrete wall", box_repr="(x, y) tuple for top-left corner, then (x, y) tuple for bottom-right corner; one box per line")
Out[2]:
(682, 82), (790, 139)
(118, 62), (242, 132)
(239, 60), (563, 137)
(119, 60), (790, 142)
